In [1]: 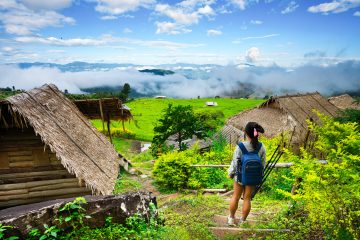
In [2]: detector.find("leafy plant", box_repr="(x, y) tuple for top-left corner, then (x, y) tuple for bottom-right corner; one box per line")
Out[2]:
(39, 224), (60, 240)
(153, 145), (233, 190)
(57, 197), (91, 230)
(283, 113), (360, 239)
(151, 104), (209, 156)
(0, 224), (19, 240)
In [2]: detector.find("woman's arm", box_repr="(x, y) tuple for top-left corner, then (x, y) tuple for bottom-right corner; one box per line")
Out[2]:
(228, 145), (241, 178)
(260, 144), (266, 167)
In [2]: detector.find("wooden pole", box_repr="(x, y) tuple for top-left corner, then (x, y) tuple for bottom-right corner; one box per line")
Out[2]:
(99, 98), (105, 132)
(106, 112), (112, 144)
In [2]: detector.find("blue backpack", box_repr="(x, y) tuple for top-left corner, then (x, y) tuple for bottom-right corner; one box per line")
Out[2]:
(237, 142), (263, 185)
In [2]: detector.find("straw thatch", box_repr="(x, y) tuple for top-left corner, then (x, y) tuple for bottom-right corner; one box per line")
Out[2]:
(216, 125), (244, 146)
(74, 98), (133, 121)
(328, 94), (360, 110)
(3, 84), (119, 195)
(227, 92), (340, 144)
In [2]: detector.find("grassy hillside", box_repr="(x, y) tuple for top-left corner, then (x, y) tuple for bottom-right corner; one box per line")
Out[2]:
(92, 98), (264, 141)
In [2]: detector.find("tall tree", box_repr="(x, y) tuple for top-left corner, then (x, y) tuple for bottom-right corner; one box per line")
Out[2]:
(120, 83), (131, 102)
(151, 104), (207, 156)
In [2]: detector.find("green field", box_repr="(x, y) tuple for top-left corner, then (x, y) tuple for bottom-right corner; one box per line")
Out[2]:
(92, 97), (264, 141)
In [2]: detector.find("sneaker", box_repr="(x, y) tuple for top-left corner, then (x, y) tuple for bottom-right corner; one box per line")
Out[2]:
(227, 216), (236, 226)
(237, 217), (245, 226)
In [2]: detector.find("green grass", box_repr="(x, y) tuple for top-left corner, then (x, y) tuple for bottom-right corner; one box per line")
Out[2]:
(92, 98), (264, 142)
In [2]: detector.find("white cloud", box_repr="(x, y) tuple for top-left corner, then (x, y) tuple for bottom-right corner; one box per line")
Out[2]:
(123, 27), (132, 34)
(154, 1), (216, 34)
(47, 49), (66, 53)
(15, 36), (106, 46)
(245, 47), (260, 63)
(308, 0), (360, 14)
(100, 15), (118, 20)
(0, 1), (75, 35)
(3, 60), (358, 98)
(155, 4), (200, 25)
(95, 0), (155, 15)
(155, 21), (191, 35)
(250, 20), (262, 25)
(230, 0), (247, 10)
(178, 0), (216, 9)
(197, 5), (215, 15)
(233, 34), (279, 43)
(21, 0), (73, 10)
(354, 10), (360, 16)
(14, 35), (203, 50)
(2, 46), (14, 52)
(281, 1), (299, 14)
(207, 29), (222, 36)
(242, 34), (279, 40)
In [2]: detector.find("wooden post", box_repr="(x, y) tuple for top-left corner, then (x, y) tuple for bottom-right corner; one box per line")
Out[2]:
(99, 98), (105, 133)
(106, 112), (112, 144)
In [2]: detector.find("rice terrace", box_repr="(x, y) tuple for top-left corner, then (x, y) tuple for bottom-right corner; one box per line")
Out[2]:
(0, 1), (359, 240)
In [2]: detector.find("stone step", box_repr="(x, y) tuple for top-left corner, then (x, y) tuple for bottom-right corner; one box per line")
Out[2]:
(213, 215), (267, 227)
(210, 227), (291, 239)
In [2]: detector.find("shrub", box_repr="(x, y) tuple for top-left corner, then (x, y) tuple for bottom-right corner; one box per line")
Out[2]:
(283, 113), (360, 239)
(153, 146), (233, 190)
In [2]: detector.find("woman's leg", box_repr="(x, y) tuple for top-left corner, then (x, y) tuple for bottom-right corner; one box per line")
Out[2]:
(242, 185), (255, 221)
(229, 181), (243, 218)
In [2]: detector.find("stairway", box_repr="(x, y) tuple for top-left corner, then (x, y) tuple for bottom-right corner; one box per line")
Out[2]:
(210, 196), (290, 239)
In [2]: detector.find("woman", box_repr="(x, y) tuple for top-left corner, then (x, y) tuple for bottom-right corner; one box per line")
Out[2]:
(227, 122), (266, 226)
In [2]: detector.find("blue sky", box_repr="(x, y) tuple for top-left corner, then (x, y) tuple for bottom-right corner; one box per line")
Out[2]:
(0, 0), (360, 66)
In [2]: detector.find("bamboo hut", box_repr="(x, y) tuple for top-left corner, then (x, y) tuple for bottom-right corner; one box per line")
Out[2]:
(216, 125), (244, 146)
(328, 94), (360, 110)
(227, 92), (340, 145)
(73, 98), (133, 142)
(0, 84), (120, 209)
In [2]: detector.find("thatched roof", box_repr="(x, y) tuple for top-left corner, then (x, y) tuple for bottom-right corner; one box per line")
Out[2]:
(2, 84), (119, 195)
(328, 94), (360, 110)
(227, 92), (340, 144)
(216, 125), (244, 146)
(74, 98), (132, 121)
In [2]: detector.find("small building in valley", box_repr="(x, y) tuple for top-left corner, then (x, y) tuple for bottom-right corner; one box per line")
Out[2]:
(206, 102), (218, 106)
(227, 92), (340, 145)
(0, 84), (120, 208)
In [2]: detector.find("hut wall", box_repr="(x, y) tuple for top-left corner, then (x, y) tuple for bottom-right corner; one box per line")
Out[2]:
(0, 128), (91, 209)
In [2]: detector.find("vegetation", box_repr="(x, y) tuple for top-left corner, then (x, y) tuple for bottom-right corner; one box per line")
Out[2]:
(113, 170), (142, 194)
(262, 113), (360, 240)
(151, 104), (211, 156)
(91, 97), (263, 141)
(336, 109), (360, 127)
(0, 87), (23, 99)
(153, 143), (233, 190)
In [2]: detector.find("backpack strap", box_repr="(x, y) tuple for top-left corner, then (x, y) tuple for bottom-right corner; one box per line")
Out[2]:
(253, 142), (262, 154)
(238, 142), (248, 154)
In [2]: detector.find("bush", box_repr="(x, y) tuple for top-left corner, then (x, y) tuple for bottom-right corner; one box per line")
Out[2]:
(283, 113), (360, 239)
(153, 146), (233, 190)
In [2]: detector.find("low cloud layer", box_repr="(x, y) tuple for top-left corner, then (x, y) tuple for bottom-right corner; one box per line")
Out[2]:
(0, 60), (359, 98)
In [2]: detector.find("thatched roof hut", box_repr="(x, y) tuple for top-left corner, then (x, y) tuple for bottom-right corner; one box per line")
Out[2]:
(0, 84), (119, 208)
(227, 92), (340, 144)
(328, 94), (360, 110)
(74, 98), (133, 121)
(215, 125), (244, 147)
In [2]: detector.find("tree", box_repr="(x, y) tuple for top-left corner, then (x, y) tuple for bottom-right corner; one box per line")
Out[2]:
(120, 83), (131, 102)
(151, 104), (207, 156)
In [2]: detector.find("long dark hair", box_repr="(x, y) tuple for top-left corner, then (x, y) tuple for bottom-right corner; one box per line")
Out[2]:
(245, 122), (265, 149)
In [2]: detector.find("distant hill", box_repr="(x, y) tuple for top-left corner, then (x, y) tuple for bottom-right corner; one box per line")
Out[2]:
(17, 62), (136, 72)
(139, 69), (175, 76)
